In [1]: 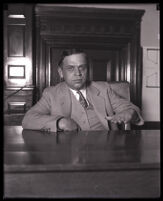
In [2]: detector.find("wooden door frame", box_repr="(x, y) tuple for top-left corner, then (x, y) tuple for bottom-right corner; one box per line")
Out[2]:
(35, 5), (145, 108)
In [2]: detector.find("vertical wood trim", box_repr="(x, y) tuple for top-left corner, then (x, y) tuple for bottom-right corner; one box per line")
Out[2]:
(46, 45), (51, 87)
(39, 37), (46, 95)
(25, 4), (33, 86)
(88, 59), (93, 82)
(106, 61), (112, 82)
(35, 16), (41, 102)
(134, 22), (141, 108)
(130, 37), (136, 105)
(119, 47), (126, 82)
(126, 43), (131, 83)
(130, 23), (142, 107)
(136, 21), (142, 109)
(137, 46), (143, 109)
(115, 51), (120, 81)
(120, 52), (125, 81)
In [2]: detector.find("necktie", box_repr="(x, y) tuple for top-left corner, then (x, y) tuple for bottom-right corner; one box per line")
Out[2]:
(77, 90), (88, 109)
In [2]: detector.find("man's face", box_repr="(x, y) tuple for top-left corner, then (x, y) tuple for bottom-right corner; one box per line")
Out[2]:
(58, 53), (88, 90)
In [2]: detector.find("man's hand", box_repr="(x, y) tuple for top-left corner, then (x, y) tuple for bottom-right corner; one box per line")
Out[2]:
(105, 109), (139, 124)
(58, 117), (80, 131)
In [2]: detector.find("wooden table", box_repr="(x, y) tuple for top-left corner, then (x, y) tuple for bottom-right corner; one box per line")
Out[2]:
(4, 126), (160, 198)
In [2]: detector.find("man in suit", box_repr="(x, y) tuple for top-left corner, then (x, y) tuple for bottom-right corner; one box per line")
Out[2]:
(22, 49), (144, 132)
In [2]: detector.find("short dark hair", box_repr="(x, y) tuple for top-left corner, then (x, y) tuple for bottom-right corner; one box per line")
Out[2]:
(58, 48), (87, 67)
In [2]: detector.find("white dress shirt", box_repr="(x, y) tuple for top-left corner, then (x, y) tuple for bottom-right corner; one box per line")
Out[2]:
(69, 88), (89, 106)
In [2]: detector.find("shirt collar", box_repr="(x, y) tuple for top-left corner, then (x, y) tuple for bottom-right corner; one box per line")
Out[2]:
(70, 87), (86, 94)
(69, 87), (87, 100)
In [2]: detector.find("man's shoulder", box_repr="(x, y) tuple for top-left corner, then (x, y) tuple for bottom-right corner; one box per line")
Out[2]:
(43, 82), (66, 94)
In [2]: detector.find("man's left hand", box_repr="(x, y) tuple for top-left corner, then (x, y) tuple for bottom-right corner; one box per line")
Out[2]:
(105, 109), (139, 124)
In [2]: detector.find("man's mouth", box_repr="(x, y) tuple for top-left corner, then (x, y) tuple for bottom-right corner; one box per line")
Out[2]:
(73, 79), (82, 82)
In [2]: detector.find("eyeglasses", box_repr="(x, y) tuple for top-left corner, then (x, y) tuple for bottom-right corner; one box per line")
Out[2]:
(63, 64), (87, 72)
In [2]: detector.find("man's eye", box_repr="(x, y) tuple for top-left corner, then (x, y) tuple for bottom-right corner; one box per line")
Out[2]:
(65, 66), (74, 71)
(79, 65), (87, 70)
(64, 65), (87, 71)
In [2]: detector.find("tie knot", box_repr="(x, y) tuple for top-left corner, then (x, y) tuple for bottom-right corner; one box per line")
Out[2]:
(76, 90), (82, 95)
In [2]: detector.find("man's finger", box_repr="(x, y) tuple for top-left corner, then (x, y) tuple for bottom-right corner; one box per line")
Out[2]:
(105, 116), (113, 120)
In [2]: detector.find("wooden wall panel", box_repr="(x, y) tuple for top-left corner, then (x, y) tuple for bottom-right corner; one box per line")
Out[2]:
(8, 25), (25, 57)
(4, 89), (33, 113)
(4, 4), (34, 87)
(4, 4), (34, 125)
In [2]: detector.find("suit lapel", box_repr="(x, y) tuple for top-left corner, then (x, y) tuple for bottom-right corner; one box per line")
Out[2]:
(87, 83), (109, 129)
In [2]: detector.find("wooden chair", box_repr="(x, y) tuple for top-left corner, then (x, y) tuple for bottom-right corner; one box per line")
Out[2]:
(109, 81), (131, 130)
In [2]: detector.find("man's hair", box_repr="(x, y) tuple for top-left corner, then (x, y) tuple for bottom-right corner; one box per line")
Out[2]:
(57, 48), (87, 67)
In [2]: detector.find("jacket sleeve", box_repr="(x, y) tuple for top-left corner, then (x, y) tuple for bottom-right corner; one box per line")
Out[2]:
(106, 83), (144, 126)
(22, 88), (63, 132)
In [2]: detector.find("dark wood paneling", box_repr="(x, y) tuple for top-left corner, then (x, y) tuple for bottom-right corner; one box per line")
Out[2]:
(85, 49), (116, 82)
(4, 114), (24, 125)
(4, 4), (33, 87)
(35, 5), (145, 108)
(3, 4), (34, 125)
(4, 88), (34, 113)
(130, 21), (142, 107)
(8, 102), (26, 113)
(8, 25), (25, 57)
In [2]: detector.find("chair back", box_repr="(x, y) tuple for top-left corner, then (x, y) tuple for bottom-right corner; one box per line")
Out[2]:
(109, 81), (130, 101)
(108, 81), (131, 130)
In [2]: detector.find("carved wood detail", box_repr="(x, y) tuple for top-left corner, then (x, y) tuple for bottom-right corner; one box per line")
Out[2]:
(39, 18), (134, 36)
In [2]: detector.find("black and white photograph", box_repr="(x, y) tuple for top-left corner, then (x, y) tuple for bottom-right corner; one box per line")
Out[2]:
(3, 3), (160, 198)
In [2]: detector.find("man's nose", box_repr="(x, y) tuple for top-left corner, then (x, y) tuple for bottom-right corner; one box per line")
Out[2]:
(74, 66), (81, 75)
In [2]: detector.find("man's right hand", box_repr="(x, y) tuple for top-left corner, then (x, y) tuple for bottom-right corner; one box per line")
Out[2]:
(58, 117), (80, 131)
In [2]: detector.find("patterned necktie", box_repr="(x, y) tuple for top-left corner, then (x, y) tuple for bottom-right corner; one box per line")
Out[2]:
(77, 90), (88, 109)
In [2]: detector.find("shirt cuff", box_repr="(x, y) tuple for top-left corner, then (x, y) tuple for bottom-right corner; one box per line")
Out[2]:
(56, 117), (64, 132)
(43, 115), (63, 132)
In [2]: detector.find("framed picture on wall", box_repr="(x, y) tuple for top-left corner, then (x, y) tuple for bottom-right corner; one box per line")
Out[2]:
(143, 47), (160, 88)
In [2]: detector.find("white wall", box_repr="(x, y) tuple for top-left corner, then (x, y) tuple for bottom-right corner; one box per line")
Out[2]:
(53, 3), (160, 121)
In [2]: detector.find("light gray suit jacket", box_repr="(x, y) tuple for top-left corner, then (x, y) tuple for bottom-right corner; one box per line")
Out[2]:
(22, 81), (144, 132)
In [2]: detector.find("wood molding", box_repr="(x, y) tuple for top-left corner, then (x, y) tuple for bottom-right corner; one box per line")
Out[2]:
(35, 5), (145, 20)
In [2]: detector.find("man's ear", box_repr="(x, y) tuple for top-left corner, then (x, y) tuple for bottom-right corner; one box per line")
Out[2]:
(58, 67), (63, 79)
